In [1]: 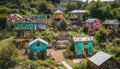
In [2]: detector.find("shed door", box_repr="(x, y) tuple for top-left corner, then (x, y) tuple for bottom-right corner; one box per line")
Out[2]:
(37, 51), (41, 59)
(84, 48), (88, 57)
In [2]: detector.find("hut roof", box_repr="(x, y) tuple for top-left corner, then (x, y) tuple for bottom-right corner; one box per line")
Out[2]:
(29, 38), (48, 46)
(8, 13), (23, 18)
(54, 10), (63, 13)
(88, 51), (112, 66)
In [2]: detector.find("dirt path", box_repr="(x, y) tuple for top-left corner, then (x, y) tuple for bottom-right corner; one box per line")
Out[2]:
(18, 50), (28, 58)
(47, 49), (65, 62)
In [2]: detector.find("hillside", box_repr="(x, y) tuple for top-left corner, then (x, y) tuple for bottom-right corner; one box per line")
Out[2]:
(0, 0), (55, 29)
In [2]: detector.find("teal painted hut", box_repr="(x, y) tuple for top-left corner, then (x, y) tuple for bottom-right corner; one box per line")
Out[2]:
(29, 38), (48, 60)
(17, 18), (36, 30)
(73, 36), (94, 56)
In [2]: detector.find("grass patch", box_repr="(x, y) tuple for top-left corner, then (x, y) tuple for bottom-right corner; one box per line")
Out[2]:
(64, 58), (80, 68)
(0, 36), (15, 47)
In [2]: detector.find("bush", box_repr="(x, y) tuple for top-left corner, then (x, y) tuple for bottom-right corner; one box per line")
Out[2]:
(88, 29), (95, 36)
(105, 46), (119, 55)
(74, 59), (88, 69)
(112, 38), (120, 47)
(95, 28), (109, 42)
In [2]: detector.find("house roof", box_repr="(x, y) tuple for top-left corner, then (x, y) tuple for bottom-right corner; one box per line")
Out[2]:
(54, 10), (63, 13)
(15, 14), (23, 18)
(71, 10), (89, 14)
(9, 13), (23, 18)
(103, 20), (119, 24)
(29, 38), (48, 46)
(88, 51), (112, 66)
(85, 18), (98, 23)
(73, 36), (94, 42)
(18, 18), (36, 23)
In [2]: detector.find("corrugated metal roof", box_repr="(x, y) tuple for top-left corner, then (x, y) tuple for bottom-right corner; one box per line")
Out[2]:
(103, 20), (119, 24)
(29, 38), (48, 46)
(89, 51), (112, 66)
(73, 36), (94, 42)
(85, 18), (98, 23)
(71, 10), (89, 14)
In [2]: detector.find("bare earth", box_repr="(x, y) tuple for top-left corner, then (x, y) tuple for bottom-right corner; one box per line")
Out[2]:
(47, 49), (66, 62)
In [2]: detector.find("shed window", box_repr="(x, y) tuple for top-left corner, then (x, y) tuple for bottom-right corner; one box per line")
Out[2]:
(36, 41), (41, 47)
(23, 24), (26, 27)
(84, 41), (88, 45)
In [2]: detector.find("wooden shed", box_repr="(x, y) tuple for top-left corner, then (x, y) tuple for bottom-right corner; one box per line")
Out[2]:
(103, 19), (120, 33)
(73, 36), (94, 57)
(29, 38), (48, 60)
(52, 10), (64, 20)
(84, 18), (102, 31)
(88, 51), (120, 69)
(103, 20), (120, 41)
(69, 10), (89, 24)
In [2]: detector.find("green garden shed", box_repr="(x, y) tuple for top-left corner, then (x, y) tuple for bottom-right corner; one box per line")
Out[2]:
(73, 36), (94, 57)
(29, 38), (48, 60)
(17, 18), (36, 30)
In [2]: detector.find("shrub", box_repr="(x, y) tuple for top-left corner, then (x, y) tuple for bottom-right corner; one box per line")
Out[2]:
(112, 38), (120, 47)
(74, 59), (88, 69)
(105, 46), (119, 55)
(95, 28), (109, 43)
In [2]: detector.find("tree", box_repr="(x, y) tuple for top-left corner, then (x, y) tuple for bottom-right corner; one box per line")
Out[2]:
(46, 0), (60, 4)
(111, 1), (120, 9)
(66, 2), (78, 12)
(85, 1), (114, 20)
(0, 46), (18, 69)
(37, 1), (54, 14)
(112, 8), (120, 21)
(95, 28), (109, 42)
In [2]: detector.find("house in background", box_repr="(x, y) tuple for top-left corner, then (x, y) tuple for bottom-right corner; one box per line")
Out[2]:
(55, 36), (71, 48)
(7, 13), (23, 28)
(52, 10), (64, 20)
(29, 38), (48, 60)
(103, 20), (120, 41)
(84, 18), (102, 31)
(73, 36), (94, 57)
(52, 10), (64, 27)
(16, 18), (36, 39)
(69, 10), (89, 24)
(103, 20), (120, 33)
(31, 15), (47, 30)
(88, 51), (120, 69)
